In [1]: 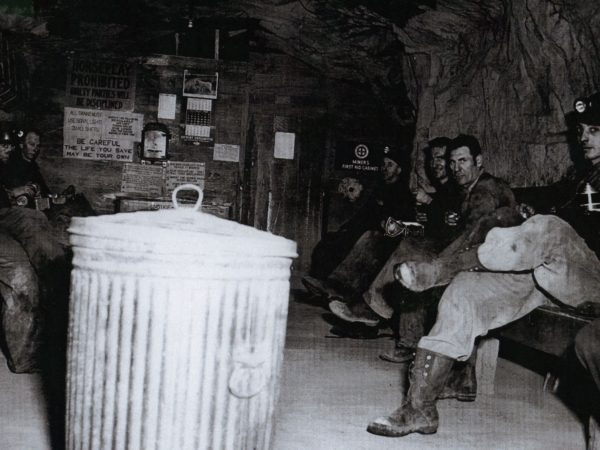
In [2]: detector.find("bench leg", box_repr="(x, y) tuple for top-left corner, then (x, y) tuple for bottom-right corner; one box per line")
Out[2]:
(476, 337), (499, 396)
(589, 415), (600, 450)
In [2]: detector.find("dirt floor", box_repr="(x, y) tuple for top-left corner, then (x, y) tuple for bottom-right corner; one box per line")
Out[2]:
(0, 282), (590, 450)
(272, 285), (588, 450)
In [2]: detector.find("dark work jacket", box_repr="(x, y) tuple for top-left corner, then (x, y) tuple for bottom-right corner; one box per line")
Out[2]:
(410, 171), (522, 288)
(0, 186), (10, 208)
(0, 161), (12, 208)
(556, 162), (600, 257)
(0, 152), (50, 197)
(438, 172), (521, 259)
(339, 176), (415, 237)
(425, 179), (463, 245)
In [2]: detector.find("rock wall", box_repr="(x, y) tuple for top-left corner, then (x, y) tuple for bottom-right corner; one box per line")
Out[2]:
(396, 0), (600, 188)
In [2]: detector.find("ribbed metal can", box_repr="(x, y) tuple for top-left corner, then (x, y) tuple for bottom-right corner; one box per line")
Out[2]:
(66, 185), (297, 450)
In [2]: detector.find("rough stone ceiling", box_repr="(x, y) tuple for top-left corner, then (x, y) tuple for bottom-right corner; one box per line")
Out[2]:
(30, 0), (433, 124)
(3, 0), (600, 130)
(43, 0), (432, 82)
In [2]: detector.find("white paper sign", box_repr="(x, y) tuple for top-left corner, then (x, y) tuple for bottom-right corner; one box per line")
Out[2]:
(165, 161), (206, 193)
(274, 132), (295, 160)
(121, 163), (164, 196)
(63, 107), (143, 161)
(213, 143), (240, 162)
(120, 162), (206, 196)
(158, 93), (177, 119)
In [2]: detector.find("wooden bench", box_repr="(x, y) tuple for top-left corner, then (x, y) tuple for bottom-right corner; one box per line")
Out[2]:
(475, 305), (595, 395)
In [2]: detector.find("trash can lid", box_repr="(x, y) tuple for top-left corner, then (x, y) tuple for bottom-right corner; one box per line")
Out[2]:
(69, 184), (297, 258)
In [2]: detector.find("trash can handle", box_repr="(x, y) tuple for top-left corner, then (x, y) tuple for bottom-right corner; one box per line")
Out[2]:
(172, 184), (203, 211)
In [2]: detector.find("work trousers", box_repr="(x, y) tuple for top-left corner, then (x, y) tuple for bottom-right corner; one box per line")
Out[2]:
(327, 230), (399, 298)
(0, 208), (67, 372)
(363, 237), (440, 319)
(0, 207), (65, 274)
(0, 233), (41, 372)
(420, 215), (600, 360)
(575, 319), (600, 405)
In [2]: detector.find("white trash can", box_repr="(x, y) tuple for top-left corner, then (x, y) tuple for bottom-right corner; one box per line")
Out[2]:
(66, 185), (297, 450)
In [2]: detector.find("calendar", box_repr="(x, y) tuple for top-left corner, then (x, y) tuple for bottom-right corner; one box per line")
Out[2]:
(184, 98), (213, 138)
(186, 110), (211, 126)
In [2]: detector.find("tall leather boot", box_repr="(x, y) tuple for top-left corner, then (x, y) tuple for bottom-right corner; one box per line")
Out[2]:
(367, 348), (454, 437)
(439, 350), (477, 402)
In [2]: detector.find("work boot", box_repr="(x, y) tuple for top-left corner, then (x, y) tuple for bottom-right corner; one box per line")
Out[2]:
(363, 289), (394, 320)
(438, 357), (477, 402)
(301, 275), (340, 299)
(328, 324), (380, 339)
(367, 348), (454, 437)
(379, 344), (415, 363)
(329, 298), (380, 326)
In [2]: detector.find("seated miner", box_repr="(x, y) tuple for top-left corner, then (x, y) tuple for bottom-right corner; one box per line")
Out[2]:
(0, 127), (66, 373)
(331, 134), (520, 403)
(327, 137), (462, 328)
(331, 135), (519, 338)
(1, 128), (50, 208)
(301, 145), (415, 304)
(366, 94), (600, 438)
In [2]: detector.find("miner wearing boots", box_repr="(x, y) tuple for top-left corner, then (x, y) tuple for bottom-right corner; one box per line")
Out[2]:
(301, 145), (415, 307)
(327, 137), (461, 328)
(367, 96), (600, 439)
(332, 135), (521, 357)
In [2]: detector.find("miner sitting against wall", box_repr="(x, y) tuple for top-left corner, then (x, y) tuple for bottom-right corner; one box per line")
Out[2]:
(366, 94), (600, 440)
(327, 137), (461, 329)
(0, 127), (66, 373)
(0, 128), (50, 208)
(329, 135), (522, 402)
(302, 145), (415, 317)
(331, 135), (520, 329)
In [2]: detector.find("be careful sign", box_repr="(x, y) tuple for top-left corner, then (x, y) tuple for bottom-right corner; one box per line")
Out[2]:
(63, 107), (143, 161)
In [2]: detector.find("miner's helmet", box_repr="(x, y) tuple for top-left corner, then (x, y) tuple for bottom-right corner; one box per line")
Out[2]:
(572, 93), (600, 126)
(0, 128), (15, 147)
(382, 144), (410, 170)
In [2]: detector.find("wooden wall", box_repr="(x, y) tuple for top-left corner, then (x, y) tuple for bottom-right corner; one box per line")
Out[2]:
(5, 30), (399, 273)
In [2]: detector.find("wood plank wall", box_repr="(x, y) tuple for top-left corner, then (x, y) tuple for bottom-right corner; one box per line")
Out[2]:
(11, 33), (401, 273)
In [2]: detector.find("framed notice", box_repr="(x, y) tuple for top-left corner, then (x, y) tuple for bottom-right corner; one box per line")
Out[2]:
(182, 70), (218, 99)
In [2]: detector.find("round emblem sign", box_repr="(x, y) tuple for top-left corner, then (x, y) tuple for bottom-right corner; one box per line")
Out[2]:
(354, 144), (369, 159)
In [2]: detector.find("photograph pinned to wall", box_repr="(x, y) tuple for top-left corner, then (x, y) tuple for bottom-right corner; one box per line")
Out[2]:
(182, 70), (218, 99)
